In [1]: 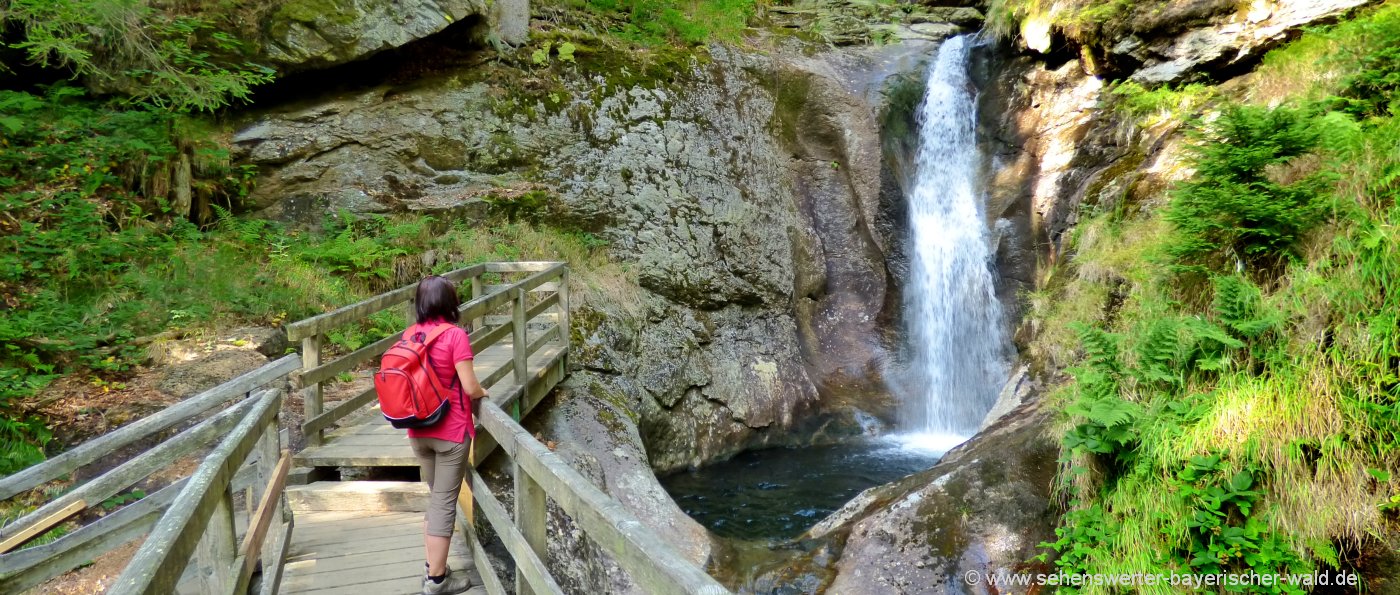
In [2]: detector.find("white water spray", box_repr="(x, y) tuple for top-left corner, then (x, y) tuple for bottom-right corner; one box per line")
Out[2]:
(896, 36), (1010, 452)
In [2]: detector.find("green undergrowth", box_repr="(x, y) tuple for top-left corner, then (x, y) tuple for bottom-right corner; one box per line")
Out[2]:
(0, 86), (622, 477)
(542, 0), (759, 46)
(1033, 5), (1400, 591)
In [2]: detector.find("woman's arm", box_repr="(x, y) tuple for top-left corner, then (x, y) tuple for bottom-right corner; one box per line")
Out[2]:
(454, 360), (488, 400)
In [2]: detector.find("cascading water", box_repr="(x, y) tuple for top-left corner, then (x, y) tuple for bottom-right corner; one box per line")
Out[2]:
(896, 35), (1011, 451)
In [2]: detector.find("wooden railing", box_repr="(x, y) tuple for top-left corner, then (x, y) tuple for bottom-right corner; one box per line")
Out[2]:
(0, 356), (298, 594)
(285, 262), (571, 446)
(109, 388), (293, 595)
(3, 260), (729, 595)
(465, 400), (730, 595)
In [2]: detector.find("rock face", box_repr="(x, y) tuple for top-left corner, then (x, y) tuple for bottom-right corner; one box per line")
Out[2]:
(258, 0), (528, 72)
(233, 41), (943, 471)
(1011, 0), (1377, 84)
(1113, 0), (1375, 84)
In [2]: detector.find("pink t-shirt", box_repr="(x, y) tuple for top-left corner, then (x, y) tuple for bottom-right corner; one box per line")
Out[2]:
(403, 320), (475, 443)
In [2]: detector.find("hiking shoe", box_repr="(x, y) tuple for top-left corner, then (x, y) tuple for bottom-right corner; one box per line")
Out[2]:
(422, 567), (472, 595)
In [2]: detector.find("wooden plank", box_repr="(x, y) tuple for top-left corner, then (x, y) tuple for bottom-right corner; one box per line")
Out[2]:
(0, 396), (257, 550)
(187, 489), (236, 593)
(515, 463), (546, 595)
(469, 473), (562, 595)
(109, 389), (283, 595)
(0, 479), (185, 591)
(461, 514), (506, 595)
(285, 533), (424, 562)
(287, 522), (423, 549)
(468, 321), (512, 356)
(524, 293), (560, 323)
(235, 451), (292, 593)
(483, 282), (559, 294)
(301, 386), (377, 437)
(0, 355), (299, 501)
(257, 515), (294, 595)
(556, 269), (571, 358)
(511, 290), (528, 406)
(480, 402), (729, 595)
(483, 262), (563, 274)
(0, 499), (85, 554)
(284, 481), (427, 513)
(286, 264), (485, 341)
(294, 332), (396, 389)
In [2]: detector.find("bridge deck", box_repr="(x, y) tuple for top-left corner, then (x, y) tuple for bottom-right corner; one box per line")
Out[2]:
(295, 339), (566, 468)
(278, 511), (484, 595)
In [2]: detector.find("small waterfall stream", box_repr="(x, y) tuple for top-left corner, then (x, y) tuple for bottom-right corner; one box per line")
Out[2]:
(896, 35), (1010, 451)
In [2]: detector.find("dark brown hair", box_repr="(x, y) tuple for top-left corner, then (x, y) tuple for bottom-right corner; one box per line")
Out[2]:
(414, 276), (461, 324)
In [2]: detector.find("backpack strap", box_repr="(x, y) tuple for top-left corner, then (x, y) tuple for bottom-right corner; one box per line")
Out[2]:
(404, 322), (457, 346)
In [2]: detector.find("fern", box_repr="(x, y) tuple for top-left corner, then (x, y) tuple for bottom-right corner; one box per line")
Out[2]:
(1212, 275), (1279, 339)
(1132, 318), (1185, 389)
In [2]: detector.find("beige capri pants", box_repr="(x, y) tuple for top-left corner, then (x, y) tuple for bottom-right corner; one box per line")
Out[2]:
(410, 437), (469, 537)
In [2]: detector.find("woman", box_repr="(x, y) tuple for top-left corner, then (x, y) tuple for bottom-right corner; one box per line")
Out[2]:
(405, 275), (488, 595)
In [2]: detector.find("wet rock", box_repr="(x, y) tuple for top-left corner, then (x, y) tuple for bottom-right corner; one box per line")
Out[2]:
(157, 350), (269, 397)
(816, 397), (1058, 595)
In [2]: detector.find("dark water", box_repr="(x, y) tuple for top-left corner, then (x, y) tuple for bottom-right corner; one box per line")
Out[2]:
(660, 440), (946, 541)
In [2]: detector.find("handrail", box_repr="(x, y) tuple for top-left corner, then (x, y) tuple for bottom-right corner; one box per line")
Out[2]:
(291, 261), (568, 445)
(110, 389), (286, 595)
(474, 400), (730, 594)
(0, 355), (299, 500)
(285, 264), (486, 341)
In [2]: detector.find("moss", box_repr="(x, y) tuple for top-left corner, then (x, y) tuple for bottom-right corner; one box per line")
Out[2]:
(769, 70), (813, 147)
(274, 0), (358, 26)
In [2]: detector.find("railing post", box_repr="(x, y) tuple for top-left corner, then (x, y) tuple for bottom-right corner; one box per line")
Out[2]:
(514, 466), (547, 595)
(189, 489), (237, 593)
(512, 287), (528, 421)
(557, 268), (570, 353)
(302, 333), (323, 446)
(470, 274), (483, 332)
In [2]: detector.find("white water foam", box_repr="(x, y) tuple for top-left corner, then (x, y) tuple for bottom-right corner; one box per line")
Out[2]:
(892, 35), (1011, 451)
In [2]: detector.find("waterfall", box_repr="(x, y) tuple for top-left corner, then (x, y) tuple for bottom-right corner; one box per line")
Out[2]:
(897, 35), (1010, 450)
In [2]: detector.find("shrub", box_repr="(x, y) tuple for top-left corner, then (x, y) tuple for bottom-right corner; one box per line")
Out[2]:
(1165, 105), (1333, 278)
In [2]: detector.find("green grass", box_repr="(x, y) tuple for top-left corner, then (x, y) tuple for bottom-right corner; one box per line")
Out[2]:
(1037, 6), (1400, 589)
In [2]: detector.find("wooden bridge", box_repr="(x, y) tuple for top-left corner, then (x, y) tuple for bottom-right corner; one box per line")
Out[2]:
(0, 262), (729, 595)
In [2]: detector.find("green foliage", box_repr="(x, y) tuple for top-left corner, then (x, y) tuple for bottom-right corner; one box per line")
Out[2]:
(1165, 105), (1333, 277)
(1, 0), (275, 112)
(563, 0), (756, 45)
(1335, 44), (1400, 119)
(100, 488), (145, 511)
(1107, 80), (1217, 125)
(1175, 457), (1305, 585)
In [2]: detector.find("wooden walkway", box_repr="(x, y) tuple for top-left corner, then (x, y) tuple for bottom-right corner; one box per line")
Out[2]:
(279, 337), (567, 593)
(294, 342), (567, 468)
(279, 511), (483, 595)
(4, 261), (727, 595)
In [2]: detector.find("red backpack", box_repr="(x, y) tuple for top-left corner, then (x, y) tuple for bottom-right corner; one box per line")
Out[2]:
(374, 324), (460, 429)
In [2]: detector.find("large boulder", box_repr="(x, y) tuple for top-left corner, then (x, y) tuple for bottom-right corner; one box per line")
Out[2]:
(258, 0), (528, 72)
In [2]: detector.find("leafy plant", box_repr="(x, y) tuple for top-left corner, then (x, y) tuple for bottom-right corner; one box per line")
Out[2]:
(1165, 105), (1333, 278)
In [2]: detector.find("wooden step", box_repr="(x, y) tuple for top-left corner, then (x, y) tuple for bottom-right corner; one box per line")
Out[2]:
(285, 481), (428, 513)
